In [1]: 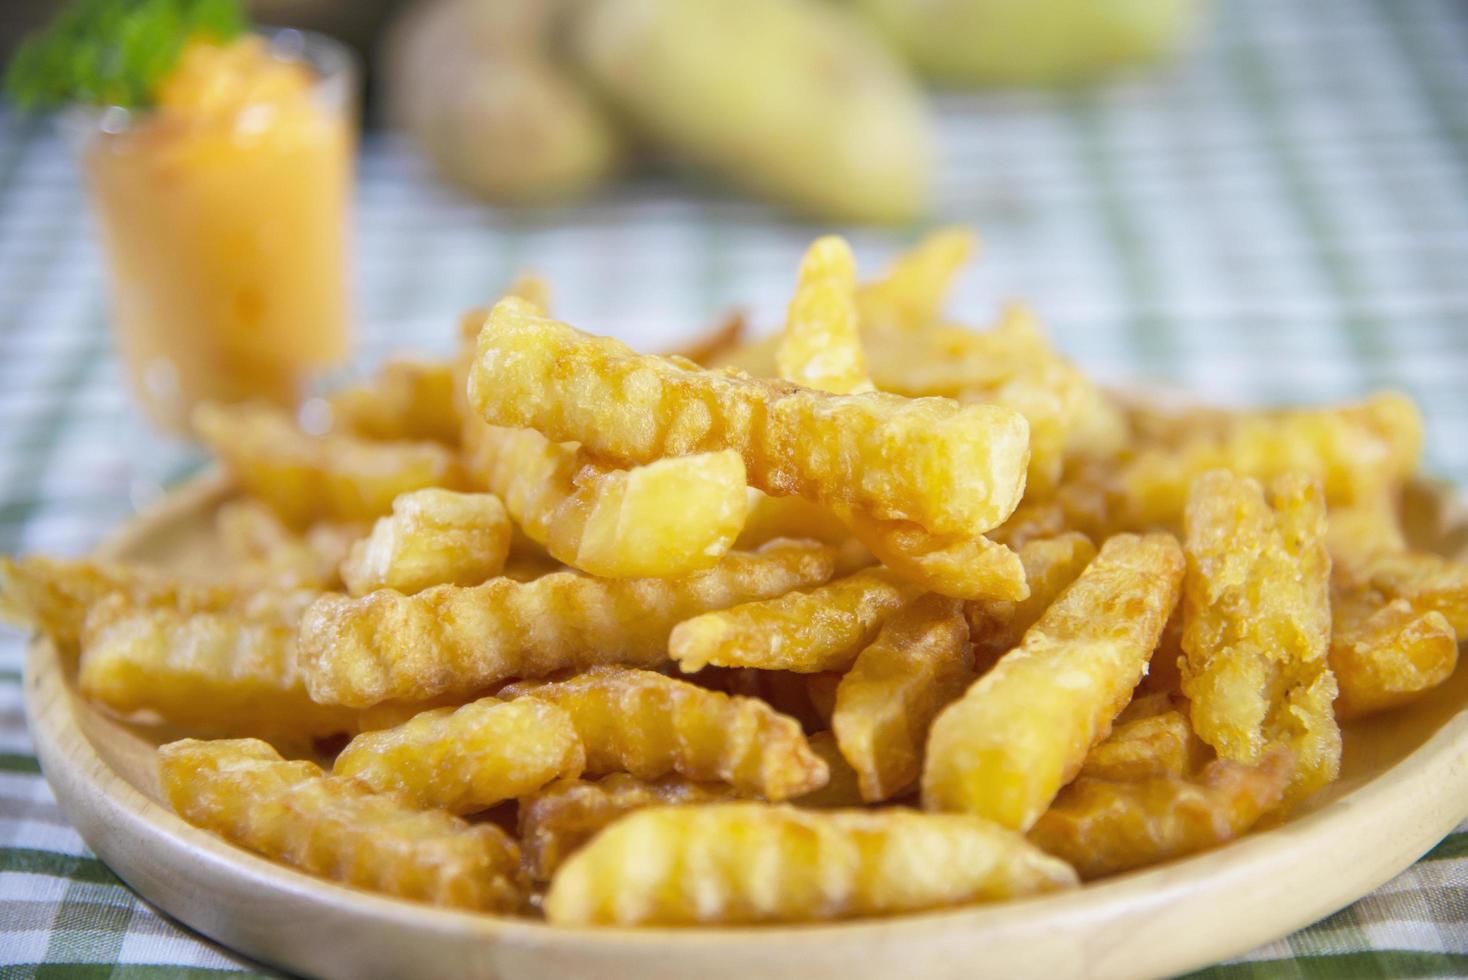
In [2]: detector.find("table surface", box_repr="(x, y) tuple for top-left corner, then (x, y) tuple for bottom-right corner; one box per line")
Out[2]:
(1, 0), (1466, 976)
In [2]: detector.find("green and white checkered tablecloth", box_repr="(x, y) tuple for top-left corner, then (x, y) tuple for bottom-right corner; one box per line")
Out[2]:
(1, 0), (1465, 975)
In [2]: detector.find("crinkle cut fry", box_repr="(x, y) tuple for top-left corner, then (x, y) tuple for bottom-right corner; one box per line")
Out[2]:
(519, 774), (739, 881)
(1330, 590), (1457, 720)
(340, 488), (512, 596)
(159, 738), (524, 911)
(833, 594), (973, 801)
(79, 595), (358, 738)
(775, 236), (872, 396)
(333, 696), (585, 813)
(967, 532), (1097, 664)
(1029, 749), (1293, 880)
(1181, 471), (1341, 803)
(855, 226), (976, 332)
(467, 297), (1030, 537)
(499, 666), (828, 801)
(840, 509), (1028, 601)
(543, 802), (1077, 926)
(300, 538), (840, 707)
(327, 356), (461, 445)
(669, 566), (924, 674)
(194, 401), (464, 528)
(922, 533), (1184, 830)
(473, 423), (749, 579)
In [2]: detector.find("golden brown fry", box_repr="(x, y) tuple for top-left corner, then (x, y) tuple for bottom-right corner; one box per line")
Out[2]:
(194, 401), (463, 528)
(1325, 493), (1406, 576)
(735, 491), (854, 548)
(1028, 749), (1292, 880)
(159, 738), (523, 911)
(500, 667), (828, 800)
(340, 489), (511, 596)
(775, 236), (872, 395)
(333, 696), (584, 814)
(1181, 471), (1340, 803)
(967, 532), (1097, 664)
(855, 227), (976, 332)
(467, 298), (1029, 537)
(991, 460), (1121, 550)
(804, 672), (841, 727)
(662, 311), (747, 367)
(472, 424), (748, 578)
(543, 802), (1077, 926)
(795, 731), (867, 808)
(519, 774), (738, 881)
(669, 567), (923, 674)
(1077, 708), (1201, 782)
(300, 539), (838, 707)
(79, 596), (357, 738)
(833, 594), (972, 801)
(1356, 550), (1468, 635)
(1330, 592), (1457, 720)
(1120, 393), (1422, 528)
(328, 356), (461, 445)
(215, 500), (360, 591)
(841, 510), (1028, 601)
(923, 533), (1184, 829)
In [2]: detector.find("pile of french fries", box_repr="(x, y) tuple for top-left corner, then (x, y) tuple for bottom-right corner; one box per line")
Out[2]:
(4, 230), (1464, 927)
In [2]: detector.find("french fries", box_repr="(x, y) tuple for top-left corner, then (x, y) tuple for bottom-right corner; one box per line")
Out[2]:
(923, 533), (1184, 829)
(544, 803), (1077, 926)
(195, 401), (464, 527)
(301, 539), (839, 707)
(328, 356), (461, 445)
(966, 532), (1097, 662)
(468, 298), (1030, 537)
(855, 226), (975, 332)
(1181, 471), (1341, 802)
(340, 489), (511, 596)
(333, 697), (585, 814)
(1029, 749), (1293, 880)
(775, 236), (872, 395)
(215, 500), (360, 590)
(472, 423), (749, 578)
(669, 567), (923, 673)
(1330, 592), (1458, 720)
(160, 738), (524, 911)
(832, 594), (972, 801)
(1077, 704), (1201, 782)
(500, 667), (828, 800)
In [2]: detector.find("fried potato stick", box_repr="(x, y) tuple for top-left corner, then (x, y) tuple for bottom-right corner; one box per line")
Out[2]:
(333, 697), (584, 813)
(1077, 708), (1201, 782)
(1182, 471), (1340, 803)
(855, 226), (976, 332)
(340, 489), (511, 596)
(195, 401), (463, 528)
(923, 533), (1184, 829)
(328, 356), (461, 445)
(79, 596), (357, 738)
(159, 738), (524, 911)
(833, 594), (973, 801)
(500, 667), (828, 800)
(966, 532), (1097, 663)
(1028, 749), (1292, 880)
(519, 774), (739, 881)
(543, 802), (1077, 926)
(669, 567), (924, 673)
(300, 539), (839, 707)
(215, 500), (361, 591)
(473, 423), (748, 579)
(467, 298), (1029, 537)
(795, 731), (867, 808)
(840, 510), (1029, 601)
(775, 236), (873, 395)
(1330, 592), (1457, 720)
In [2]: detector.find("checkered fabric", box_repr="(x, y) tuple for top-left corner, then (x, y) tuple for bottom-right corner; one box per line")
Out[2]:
(0, 0), (1465, 975)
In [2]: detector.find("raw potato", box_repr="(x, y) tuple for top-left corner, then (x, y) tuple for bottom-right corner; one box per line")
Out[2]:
(858, 0), (1200, 87)
(923, 533), (1184, 829)
(571, 0), (931, 223)
(333, 697), (585, 814)
(384, 0), (622, 205)
(833, 594), (973, 801)
(159, 738), (524, 911)
(194, 401), (463, 528)
(500, 667), (828, 800)
(1182, 471), (1341, 803)
(300, 539), (839, 707)
(519, 774), (740, 881)
(79, 596), (357, 739)
(473, 424), (749, 579)
(670, 567), (923, 673)
(544, 803), (1078, 925)
(1028, 749), (1292, 880)
(328, 356), (461, 445)
(468, 299), (1030, 537)
(775, 236), (872, 395)
(341, 489), (511, 596)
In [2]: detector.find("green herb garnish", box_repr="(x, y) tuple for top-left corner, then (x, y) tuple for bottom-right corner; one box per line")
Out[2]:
(5, 0), (247, 111)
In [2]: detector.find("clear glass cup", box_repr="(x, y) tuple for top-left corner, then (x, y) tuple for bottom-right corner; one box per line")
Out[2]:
(64, 28), (357, 435)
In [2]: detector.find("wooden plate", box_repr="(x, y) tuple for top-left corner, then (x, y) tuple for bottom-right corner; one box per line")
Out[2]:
(23, 472), (1468, 980)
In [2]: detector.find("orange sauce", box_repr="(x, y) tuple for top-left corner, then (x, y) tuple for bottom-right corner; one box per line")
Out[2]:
(82, 36), (353, 432)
